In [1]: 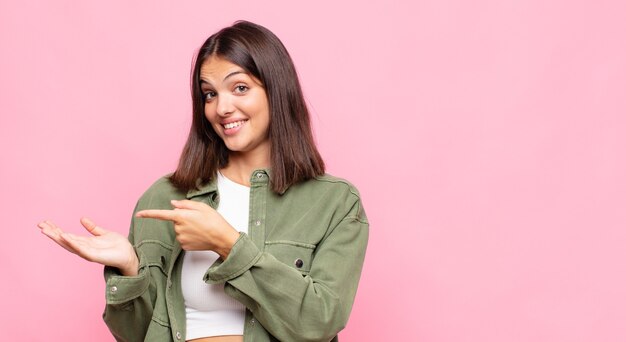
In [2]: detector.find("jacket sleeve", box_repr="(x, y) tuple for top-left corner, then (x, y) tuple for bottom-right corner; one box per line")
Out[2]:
(204, 193), (369, 342)
(102, 204), (156, 342)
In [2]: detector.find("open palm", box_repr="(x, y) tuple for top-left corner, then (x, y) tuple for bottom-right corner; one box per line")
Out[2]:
(38, 217), (138, 276)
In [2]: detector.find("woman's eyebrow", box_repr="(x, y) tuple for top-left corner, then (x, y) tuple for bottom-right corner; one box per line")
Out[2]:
(223, 70), (246, 81)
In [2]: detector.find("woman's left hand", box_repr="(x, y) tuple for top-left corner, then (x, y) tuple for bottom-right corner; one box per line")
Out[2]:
(135, 200), (240, 259)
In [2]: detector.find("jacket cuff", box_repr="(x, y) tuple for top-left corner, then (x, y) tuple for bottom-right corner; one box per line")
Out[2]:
(204, 233), (262, 284)
(104, 266), (150, 305)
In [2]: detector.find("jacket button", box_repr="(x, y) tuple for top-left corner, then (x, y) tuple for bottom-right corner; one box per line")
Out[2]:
(110, 286), (118, 293)
(250, 318), (256, 326)
(294, 259), (304, 268)
(176, 331), (182, 340)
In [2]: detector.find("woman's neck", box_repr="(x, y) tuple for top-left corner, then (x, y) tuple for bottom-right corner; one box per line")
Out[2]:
(220, 151), (270, 187)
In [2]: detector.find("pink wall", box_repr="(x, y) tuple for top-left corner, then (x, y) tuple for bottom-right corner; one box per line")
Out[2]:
(1, 1), (625, 341)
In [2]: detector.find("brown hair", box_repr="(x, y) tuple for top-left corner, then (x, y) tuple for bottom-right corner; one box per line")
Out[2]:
(169, 20), (325, 194)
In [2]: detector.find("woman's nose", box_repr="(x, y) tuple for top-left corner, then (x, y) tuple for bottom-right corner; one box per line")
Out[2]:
(216, 95), (234, 116)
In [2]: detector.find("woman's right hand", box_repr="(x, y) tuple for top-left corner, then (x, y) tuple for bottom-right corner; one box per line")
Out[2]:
(37, 218), (139, 276)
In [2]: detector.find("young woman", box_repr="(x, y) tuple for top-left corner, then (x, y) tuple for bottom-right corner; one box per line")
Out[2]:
(38, 21), (368, 342)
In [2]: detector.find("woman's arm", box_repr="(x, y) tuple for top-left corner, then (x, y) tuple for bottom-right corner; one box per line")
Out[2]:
(101, 204), (160, 342)
(37, 208), (156, 341)
(205, 195), (369, 342)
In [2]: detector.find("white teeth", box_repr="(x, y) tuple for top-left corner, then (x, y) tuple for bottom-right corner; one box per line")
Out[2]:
(224, 120), (245, 129)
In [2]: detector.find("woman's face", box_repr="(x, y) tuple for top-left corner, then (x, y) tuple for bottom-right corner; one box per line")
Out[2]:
(200, 56), (271, 160)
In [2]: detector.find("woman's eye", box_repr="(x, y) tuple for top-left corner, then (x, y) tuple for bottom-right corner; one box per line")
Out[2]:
(203, 91), (216, 102)
(234, 85), (249, 93)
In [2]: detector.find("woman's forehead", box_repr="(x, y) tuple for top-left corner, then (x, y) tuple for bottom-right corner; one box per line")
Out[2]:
(199, 56), (263, 87)
(200, 57), (244, 79)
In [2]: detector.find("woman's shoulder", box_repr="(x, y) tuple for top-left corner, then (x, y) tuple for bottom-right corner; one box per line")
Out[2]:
(310, 173), (363, 198)
(135, 174), (186, 209)
(285, 173), (367, 222)
(313, 173), (368, 223)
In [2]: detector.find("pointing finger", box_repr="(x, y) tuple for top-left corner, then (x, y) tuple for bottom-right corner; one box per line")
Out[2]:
(170, 199), (207, 210)
(135, 209), (179, 222)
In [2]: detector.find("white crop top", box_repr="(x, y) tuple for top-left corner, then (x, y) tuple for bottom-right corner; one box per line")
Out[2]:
(182, 171), (250, 340)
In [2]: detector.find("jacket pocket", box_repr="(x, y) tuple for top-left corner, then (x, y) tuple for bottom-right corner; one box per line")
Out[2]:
(136, 239), (174, 277)
(265, 240), (315, 274)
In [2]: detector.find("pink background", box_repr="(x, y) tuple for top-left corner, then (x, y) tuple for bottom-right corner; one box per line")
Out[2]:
(1, 1), (625, 341)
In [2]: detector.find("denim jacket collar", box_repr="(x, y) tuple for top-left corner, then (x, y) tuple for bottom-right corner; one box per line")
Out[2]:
(185, 168), (275, 199)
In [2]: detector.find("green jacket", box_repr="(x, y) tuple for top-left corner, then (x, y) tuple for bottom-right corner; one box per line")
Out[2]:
(103, 169), (369, 342)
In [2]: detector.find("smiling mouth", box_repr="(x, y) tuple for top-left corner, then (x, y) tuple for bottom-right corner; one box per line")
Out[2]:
(223, 120), (248, 129)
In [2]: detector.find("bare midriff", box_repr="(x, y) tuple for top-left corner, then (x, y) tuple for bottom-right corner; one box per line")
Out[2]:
(188, 336), (243, 342)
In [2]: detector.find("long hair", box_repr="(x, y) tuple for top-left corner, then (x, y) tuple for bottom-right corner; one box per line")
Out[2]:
(169, 21), (325, 194)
